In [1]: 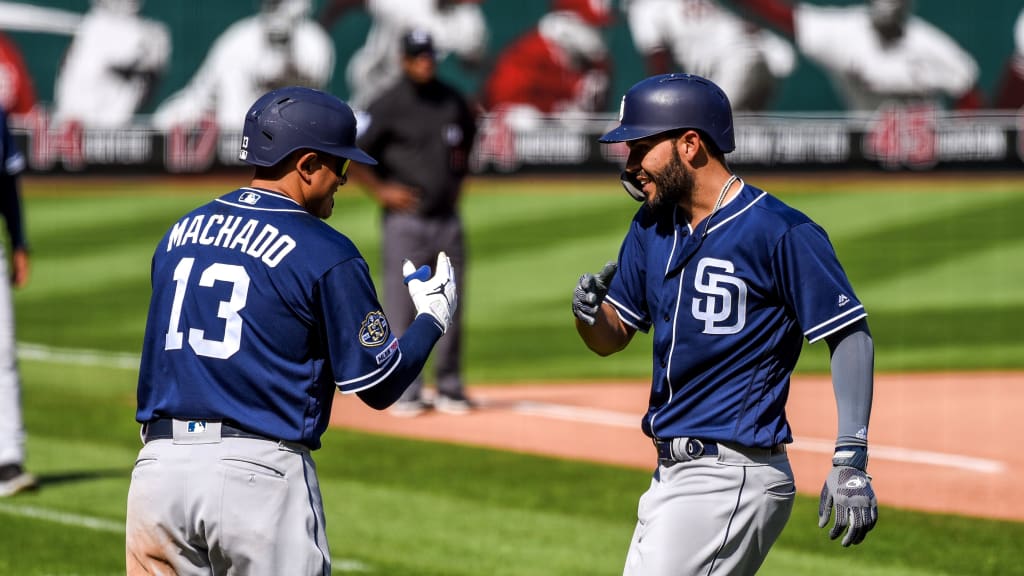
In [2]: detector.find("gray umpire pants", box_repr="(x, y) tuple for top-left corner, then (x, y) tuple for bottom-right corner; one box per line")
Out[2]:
(381, 211), (465, 400)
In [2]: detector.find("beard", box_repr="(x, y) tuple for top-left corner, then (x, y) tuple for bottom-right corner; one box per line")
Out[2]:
(647, 145), (694, 217)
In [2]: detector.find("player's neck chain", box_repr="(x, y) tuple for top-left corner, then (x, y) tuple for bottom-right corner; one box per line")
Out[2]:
(701, 174), (740, 239)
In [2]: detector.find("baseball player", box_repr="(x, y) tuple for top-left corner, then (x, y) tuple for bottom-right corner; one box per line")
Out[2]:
(0, 105), (33, 498)
(730, 0), (982, 110)
(152, 0), (333, 133)
(622, 0), (795, 111)
(481, 0), (613, 118)
(126, 86), (457, 574)
(52, 0), (170, 129)
(340, 0), (488, 110)
(0, 32), (37, 118)
(573, 74), (877, 575)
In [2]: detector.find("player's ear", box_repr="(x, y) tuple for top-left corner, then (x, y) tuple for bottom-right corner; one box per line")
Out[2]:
(296, 151), (319, 178)
(677, 130), (703, 162)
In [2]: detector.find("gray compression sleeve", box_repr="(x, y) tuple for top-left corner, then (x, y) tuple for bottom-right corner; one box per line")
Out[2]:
(825, 319), (874, 447)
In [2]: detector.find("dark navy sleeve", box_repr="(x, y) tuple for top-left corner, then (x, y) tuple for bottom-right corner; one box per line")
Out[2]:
(605, 212), (652, 332)
(317, 258), (403, 393)
(0, 110), (26, 250)
(772, 222), (867, 343)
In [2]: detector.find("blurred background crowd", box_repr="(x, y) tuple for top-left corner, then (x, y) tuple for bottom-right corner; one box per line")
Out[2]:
(0, 0), (1021, 173)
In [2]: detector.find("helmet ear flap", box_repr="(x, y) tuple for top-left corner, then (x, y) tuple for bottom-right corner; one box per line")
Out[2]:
(619, 171), (645, 202)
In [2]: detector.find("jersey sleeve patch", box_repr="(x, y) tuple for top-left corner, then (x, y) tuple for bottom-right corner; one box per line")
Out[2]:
(374, 338), (399, 365)
(359, 310), (391, 347)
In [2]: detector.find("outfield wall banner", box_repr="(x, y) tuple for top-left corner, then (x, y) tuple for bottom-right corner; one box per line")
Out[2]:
(10, 105), (1024, 175)
(3, 1), (1024, 174)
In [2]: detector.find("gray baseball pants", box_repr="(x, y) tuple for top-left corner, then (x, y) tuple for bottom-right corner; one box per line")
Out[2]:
(623, 442), (795, 576)
(126, 423), (330, 575)
(381, 211), (465, 401)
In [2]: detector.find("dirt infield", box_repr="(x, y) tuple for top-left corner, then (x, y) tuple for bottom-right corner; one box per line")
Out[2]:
(330, 372), (1023, 523)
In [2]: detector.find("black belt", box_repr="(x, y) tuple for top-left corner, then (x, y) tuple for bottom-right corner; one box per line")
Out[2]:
(142, 418), (270, 443)
(654, 438), (786, 462)
(654, 438), (718, 461)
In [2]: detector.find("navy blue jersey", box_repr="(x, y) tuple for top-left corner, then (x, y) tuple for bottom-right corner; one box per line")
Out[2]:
(606, 182), (866, 447)
(137, 188), (402, 449)
(0, 108), (24, 177)
(0, 107), (27, 250)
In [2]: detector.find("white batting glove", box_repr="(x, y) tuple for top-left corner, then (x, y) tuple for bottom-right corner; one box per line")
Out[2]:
(402, 252), (457, 334)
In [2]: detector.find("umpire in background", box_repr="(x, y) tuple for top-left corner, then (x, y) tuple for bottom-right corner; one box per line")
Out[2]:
(350, 28), (478, 417)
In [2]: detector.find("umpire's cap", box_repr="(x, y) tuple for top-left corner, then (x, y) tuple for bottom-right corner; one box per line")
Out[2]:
(239, 86), (377, 167)
(402, 28), (435, 58)
(599, 74), (735, 153)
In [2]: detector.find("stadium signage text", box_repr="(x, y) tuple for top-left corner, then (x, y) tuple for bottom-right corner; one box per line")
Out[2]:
(10, 107), (1024, 174)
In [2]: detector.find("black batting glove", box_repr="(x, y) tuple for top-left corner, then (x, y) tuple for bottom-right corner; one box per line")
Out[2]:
(572, 261), (617, 326)
(818, 445), (878, 546)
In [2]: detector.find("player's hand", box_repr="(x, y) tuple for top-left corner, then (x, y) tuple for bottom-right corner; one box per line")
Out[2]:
(403, 252), (457, 334)
(572, 261), (617, 326)
(10, 248), (29, 288)
(818, 446), (877, 546)
(377, 183), (419, 212)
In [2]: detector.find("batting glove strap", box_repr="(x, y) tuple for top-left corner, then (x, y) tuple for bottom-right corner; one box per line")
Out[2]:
(403, 252), (457, 334)
(818, 465), (878, 547)
(571, 262), (617, 326)
(832, 445), (869, 470)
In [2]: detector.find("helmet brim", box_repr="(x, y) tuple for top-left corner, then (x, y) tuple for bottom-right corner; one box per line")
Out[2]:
(333, 146), (378, 166)
(598, 124), (669, 144)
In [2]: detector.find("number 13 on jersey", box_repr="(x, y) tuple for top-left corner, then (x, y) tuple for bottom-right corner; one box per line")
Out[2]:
(164, 257), (251, 360)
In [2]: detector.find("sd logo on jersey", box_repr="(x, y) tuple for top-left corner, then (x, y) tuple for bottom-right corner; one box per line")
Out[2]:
(359, 311), (390, 347)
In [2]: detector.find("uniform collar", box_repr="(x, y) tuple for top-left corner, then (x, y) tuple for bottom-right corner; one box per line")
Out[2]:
(216, 187), (308, 213)
(664, 181), (761, 277)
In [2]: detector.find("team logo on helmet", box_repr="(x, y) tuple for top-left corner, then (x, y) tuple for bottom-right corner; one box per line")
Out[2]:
(359, 310), (390, 347)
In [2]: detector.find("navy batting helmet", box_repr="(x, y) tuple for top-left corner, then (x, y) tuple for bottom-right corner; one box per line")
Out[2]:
(599, 74), (735, 153)
(239, 86), (377, 167)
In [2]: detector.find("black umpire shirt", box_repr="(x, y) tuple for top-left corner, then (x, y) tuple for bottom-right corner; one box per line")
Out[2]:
(357, 76), (478, 218)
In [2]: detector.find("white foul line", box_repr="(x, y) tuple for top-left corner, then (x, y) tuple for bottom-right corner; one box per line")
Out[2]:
(504, 400), (1006, 475)
(16, 342), (140, 370)
(0, 502), (124, 533)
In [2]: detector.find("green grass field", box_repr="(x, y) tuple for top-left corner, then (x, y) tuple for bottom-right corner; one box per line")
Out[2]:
(2, 173), (1022, 574)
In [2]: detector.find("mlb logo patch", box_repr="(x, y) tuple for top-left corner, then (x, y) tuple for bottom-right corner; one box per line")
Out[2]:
(186, 421), (207, 434)
(239, 191), (261, 205)
(375, 338), (399, 365)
